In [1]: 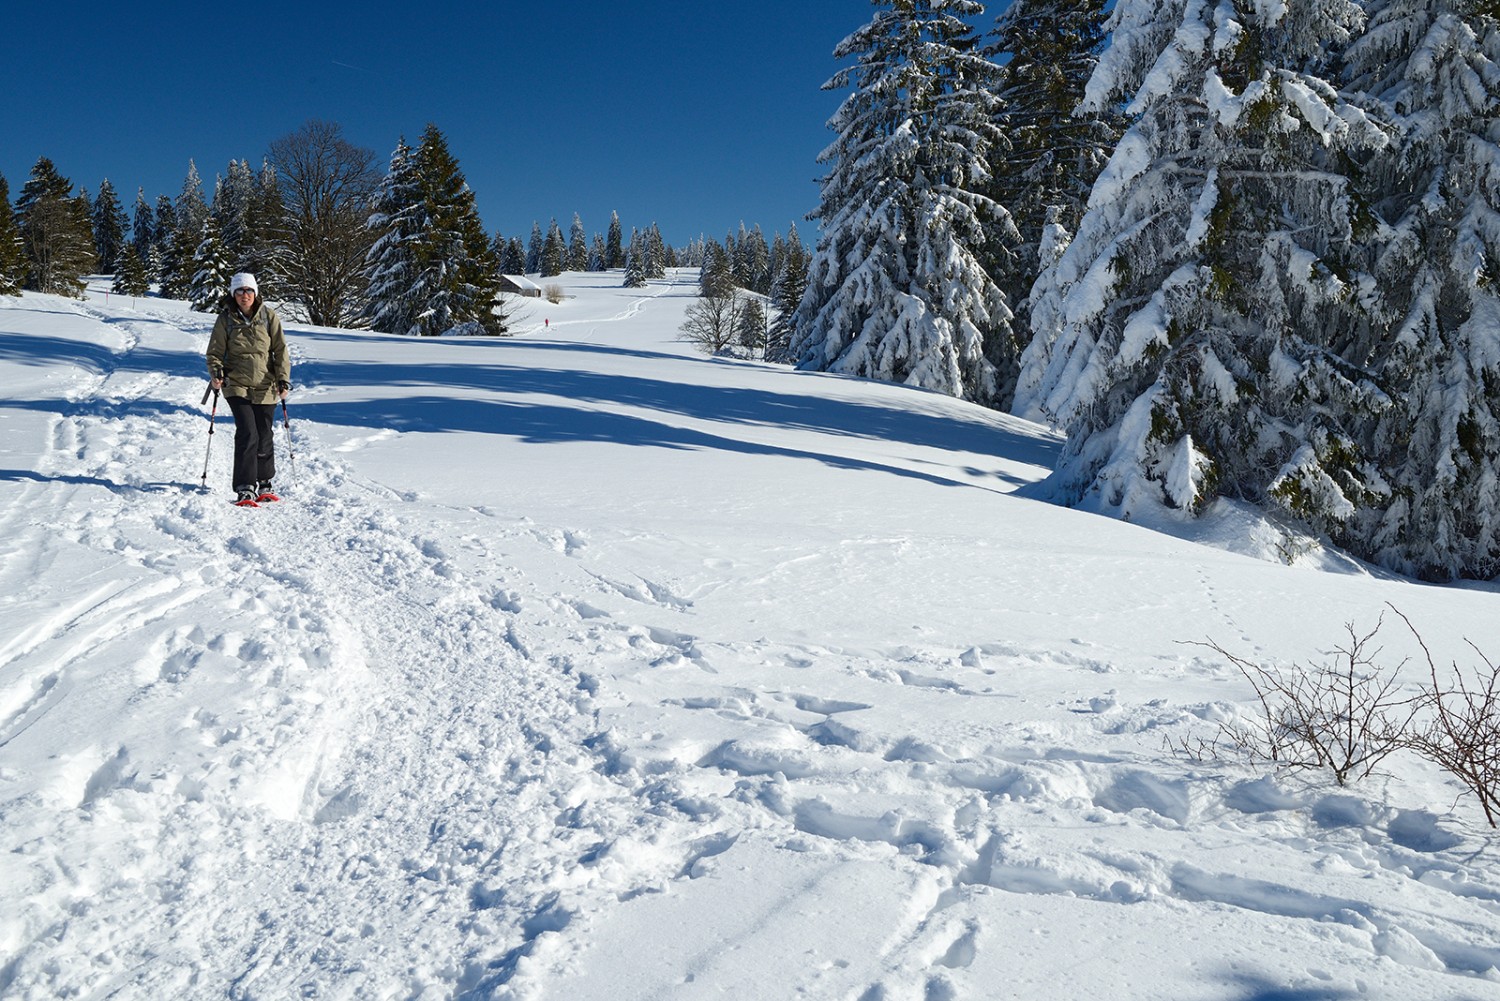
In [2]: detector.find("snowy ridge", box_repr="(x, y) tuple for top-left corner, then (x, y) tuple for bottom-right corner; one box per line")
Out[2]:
(3, 274), (1500, 999)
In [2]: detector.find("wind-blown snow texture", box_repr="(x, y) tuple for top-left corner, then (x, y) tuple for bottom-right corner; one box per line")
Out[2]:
(3, 272), (1499, 999)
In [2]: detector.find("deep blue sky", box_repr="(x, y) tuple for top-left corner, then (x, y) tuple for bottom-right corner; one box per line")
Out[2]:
(3, 3), (921, 250)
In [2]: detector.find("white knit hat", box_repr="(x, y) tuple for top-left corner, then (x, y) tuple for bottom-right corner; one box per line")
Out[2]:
(229, 273), (258, 294)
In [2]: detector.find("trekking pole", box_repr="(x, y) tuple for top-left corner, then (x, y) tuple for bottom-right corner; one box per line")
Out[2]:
(281, 396), (295, 479)
(200, 385), (220, 490)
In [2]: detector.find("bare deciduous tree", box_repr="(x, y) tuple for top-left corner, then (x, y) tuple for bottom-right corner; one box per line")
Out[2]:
(679, 294), (744, 354)
(268, 120), (380, 327)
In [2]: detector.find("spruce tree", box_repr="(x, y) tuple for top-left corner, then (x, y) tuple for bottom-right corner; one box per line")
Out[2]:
(152, 195), (176, 258)
(589, 233), (607, 271)
(91, 178), (129, 273)
(568, 213), (589, 271)
(189, 215), (234, 312)
(0, 174), (22, 296)
(159, 226), (196, 300)
(623, 230), (647, 287)
(159, 162), (209, 299)
(214, 159), (255, 267)
(1342, 0), (1500, 578)
(240, 160), (288, 300)
(367, 125), (507, 336)
(365, 137), (424, 334)
(984, 0), (1119, 336)
(131, 188), (154, 265)
(540, 218), (566, 277)
(16, 157), (96, 296)
(1015, 0), (1387, 528)
(643, 223), (667, 279)
(606, 211), (624, 269)
(736, 297), (767, 355)
(738, 224), (771, 294)
(791, 0), (1016, 405)
(112, 243), (150, 298)
(176, 161), (209, 245)
(767, 224), (810, 363)
(500, 236), (526, 275)
(526, 222), (544, 273)
(439, 134), (508, 335)
(699, 241), (733, 299)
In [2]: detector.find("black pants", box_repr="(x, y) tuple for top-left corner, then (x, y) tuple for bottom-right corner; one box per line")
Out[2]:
(226, 396), (277, 492)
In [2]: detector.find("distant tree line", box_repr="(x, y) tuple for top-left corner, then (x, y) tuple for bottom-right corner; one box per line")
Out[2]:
(682, 223), (811, 359)
(0, 120), (791, 340)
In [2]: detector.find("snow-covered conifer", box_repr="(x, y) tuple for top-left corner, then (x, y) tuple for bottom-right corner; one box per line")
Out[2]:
(526, 222), (544, 274)
(0, 174), (22, 291)
(240, 160), (288, 301)
(176, 161), (209, 241)
(394, 124), (508, 336)
(159, 162), (209, 300)
(568, 213), (589, 271)
(767, 225), (810, 363)
(791, 0), (1016, 405)
(152, 195), (175, 259)
(623, 230), (647, 288)
(1342, 0), (1500, 578)
(17, 157), (96, 296)
(540, 218), (566, 277)
(606, 211), (623, 269)
(112, 243), (150, 298)
(0, 173), (23, 296)
(738, 224), (771, 294)
(500, 236), (526, 276)
(984, 0), (1119, 333)
(214, 159), (255, 267)
(643, 224), (667, 279)
(1016, 0), (1390, 531)
(736, 296), (767, 355)
(700, 240), (734, 299)
(365, 137), (424, 334)
(131, 188), (154, 266)
(189, 215), (234, 312)
(91, 178), (129, 273)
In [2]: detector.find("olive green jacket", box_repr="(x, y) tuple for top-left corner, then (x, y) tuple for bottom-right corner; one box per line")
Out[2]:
(206, 298), (290, 405)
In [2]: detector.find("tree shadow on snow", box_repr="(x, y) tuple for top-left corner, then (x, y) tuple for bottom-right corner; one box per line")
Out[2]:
(4, 396), (210, 424)
(0, 329), (210, 384)
(0, 468), (194, 494)
(307, 393), (1027, 491)
(1222, 972), (1360, 1000)
(288, 345), (1061, 487)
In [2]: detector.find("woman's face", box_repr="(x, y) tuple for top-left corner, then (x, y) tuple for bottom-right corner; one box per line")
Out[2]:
(233, 287), (257, 315)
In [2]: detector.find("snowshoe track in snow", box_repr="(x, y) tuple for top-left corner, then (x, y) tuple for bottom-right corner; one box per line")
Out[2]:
(0, 299), (701, 999)
(5, 282), (1500, 1001)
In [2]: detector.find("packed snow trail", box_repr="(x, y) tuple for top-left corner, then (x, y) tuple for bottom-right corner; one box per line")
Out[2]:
(0, 293), (713, 998)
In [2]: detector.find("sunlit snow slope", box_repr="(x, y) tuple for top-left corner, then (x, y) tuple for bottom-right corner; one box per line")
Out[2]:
(2, 272), (1499, 1000)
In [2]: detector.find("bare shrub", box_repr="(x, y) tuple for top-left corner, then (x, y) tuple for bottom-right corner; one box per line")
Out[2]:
(1392, 608), (1500, 828)
(1186, 609), (1500, 826)
(1194, 615), (1422, 786)
(544, 284), (565, 304)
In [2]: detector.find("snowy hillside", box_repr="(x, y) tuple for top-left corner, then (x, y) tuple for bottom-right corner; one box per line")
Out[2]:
(3, 272), (1500, 1000)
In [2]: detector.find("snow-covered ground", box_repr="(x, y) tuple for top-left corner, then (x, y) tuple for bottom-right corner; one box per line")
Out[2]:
(3, 271), (1499, 1000)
